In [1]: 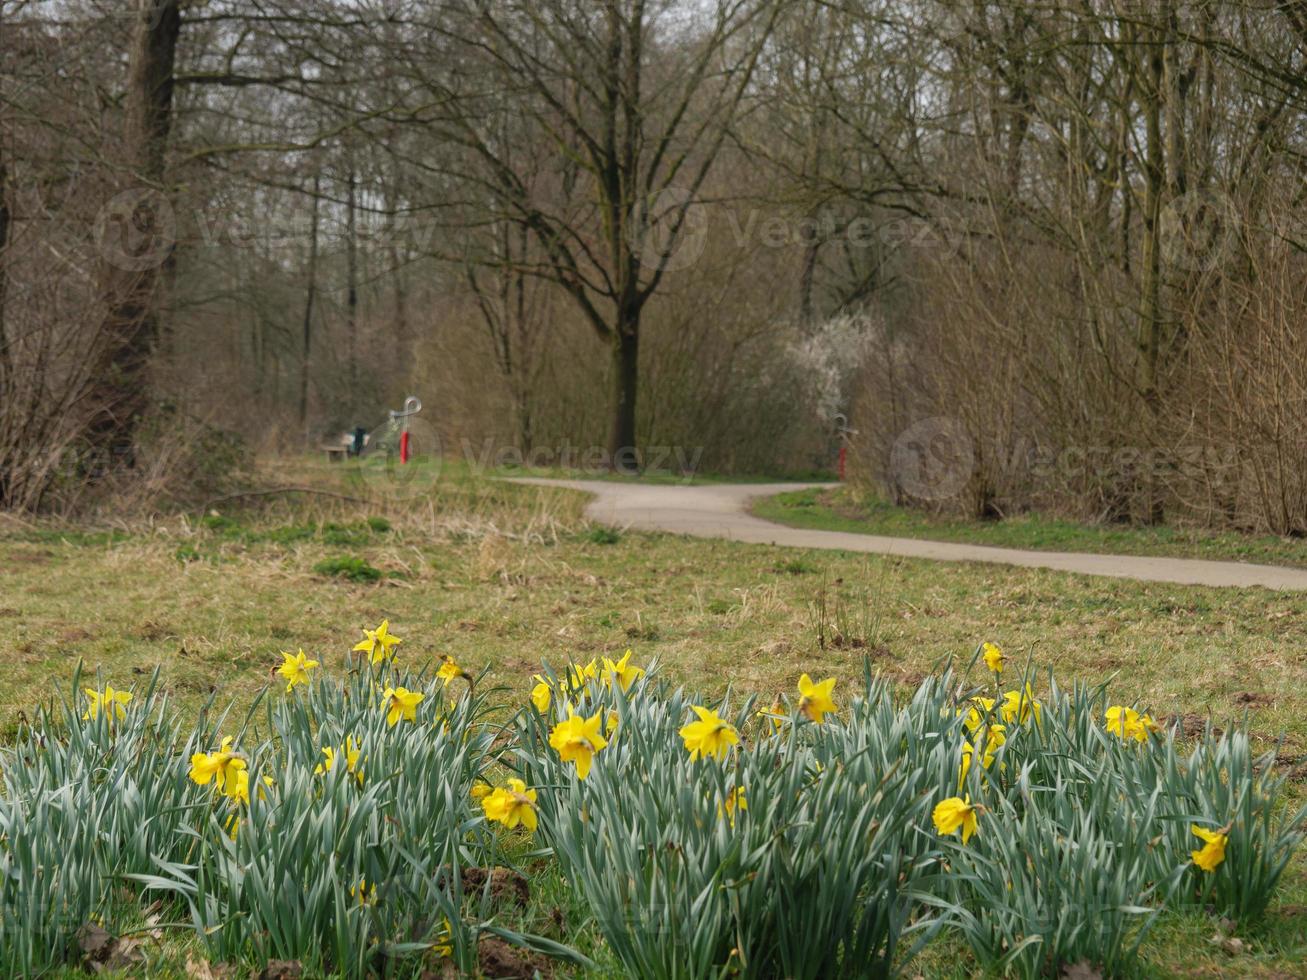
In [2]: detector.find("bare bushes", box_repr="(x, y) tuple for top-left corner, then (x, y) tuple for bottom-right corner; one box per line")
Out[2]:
(851, 193), (1307, 535)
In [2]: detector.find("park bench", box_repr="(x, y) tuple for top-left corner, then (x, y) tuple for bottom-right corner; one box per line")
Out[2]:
(321, 430), (369, 462)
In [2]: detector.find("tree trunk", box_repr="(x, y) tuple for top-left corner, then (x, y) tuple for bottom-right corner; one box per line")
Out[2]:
(607, 320), (640, 473)
(797, 237), (818, 326)
(0, 148), (10, 508)
(0, 149), (10, 400)
(1136, 21), (1167, 526)
(87, 0), (181, 465)
(346, 164), (359, 393)
(299, 173), (321, 434)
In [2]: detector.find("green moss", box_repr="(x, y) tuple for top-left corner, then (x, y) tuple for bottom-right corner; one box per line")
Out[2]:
(312, 555), (383, 582)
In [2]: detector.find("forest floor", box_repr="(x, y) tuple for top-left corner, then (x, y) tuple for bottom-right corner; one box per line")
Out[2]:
(5, 458), (1307, 976)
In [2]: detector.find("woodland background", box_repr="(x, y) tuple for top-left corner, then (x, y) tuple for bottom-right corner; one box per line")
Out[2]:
(4, 1), (1307, 533)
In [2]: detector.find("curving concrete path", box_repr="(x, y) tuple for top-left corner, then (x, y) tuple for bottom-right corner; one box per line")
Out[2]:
(512, 478), (1307, 591)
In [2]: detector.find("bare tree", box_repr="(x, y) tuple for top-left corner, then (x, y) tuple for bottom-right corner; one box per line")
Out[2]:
(383, 0), (784, 469)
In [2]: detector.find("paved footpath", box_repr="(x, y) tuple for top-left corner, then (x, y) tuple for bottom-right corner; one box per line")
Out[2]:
(512, 478), (1307, 591)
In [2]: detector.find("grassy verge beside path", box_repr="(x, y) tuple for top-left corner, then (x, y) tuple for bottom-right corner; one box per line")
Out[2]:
(755, 486), (1307, 570)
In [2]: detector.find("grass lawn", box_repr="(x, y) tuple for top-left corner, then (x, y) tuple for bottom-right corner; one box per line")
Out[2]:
(4, 460), (1307, 976)
(755, 486), (1307, 570)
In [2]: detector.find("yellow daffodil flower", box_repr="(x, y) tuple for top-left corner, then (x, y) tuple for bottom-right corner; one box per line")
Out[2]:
(530, 676), (552, 713)
(433, 919), (454, 958)
(314, 745), (336, 775)
(959, 696), (997, 733)
(276, 649), (319, 692)
(189, 736), (243, 794)
(350, 878), (377, 906)
(756, 698), (786, 735)
(382, 686), (424, 726)
(932, 795), (979, 844)
(679, 705), (740, 762)
(1191, 824), (1228, 872)
(342, 736), (363, 779)
(470, 782), (492, 801)
(437, 655), (466, 686)
(979, 724), (1006, 762)
(1000, 684), (1042, 725)
(317, 738), (365, 784)
(602, 650), (645, 692)
(719, 786), (747, 826)
(982, 642), (1005, 674)
(1105, 705), (1160, 743)
(565, 659), (599, 690)
(960, 725), (1006, 785)
(548, 708), (609, 779)
(226, 764), (251, 806)
(353, 619), (402, 665)
(797, 673), (837, 723)
(481, 778), (539, 832)
(83, 686), (132, 722)
(606, 710), (619, 735)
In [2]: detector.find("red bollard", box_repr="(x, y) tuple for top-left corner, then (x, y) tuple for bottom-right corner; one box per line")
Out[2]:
(838, 445), (847, 481)
(400, 430), (411, 464)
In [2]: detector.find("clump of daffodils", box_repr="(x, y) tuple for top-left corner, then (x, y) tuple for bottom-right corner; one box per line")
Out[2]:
(28, 635), (1294, 980)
